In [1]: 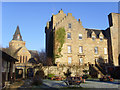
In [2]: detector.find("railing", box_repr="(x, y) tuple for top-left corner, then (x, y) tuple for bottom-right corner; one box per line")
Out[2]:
(95, 62), (107, 75)
(89, 62), (104, 77)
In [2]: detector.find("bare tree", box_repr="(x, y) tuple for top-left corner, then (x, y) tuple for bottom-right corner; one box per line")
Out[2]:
(38, 50), (46, 64)
(46, 57), (53, 66)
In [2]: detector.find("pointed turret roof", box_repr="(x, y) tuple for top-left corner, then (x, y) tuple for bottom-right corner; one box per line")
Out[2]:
(12, 25), (23, 41)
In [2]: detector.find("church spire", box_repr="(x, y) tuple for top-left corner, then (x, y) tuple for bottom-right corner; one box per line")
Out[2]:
(12, 25), (23, 41)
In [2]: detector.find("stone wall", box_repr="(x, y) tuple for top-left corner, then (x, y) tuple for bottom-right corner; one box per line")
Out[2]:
(42, 65), (89, 77)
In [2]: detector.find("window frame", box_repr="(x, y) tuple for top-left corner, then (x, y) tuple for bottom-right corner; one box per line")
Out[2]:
(68, 57), (72, 64)
(92, 36), (95, 41)
(104, 48), (107, 54)
(68, 46), (72, 53)
(68, 23), (72, 28)
(67, 32), (71, 39)
(79, 58), (83, 65)
(23, 56), (24, 63)
(20, 56), (22, 63)
(79, 46), (83, 53)
(94, 47), (98, 54)
(79, 34), (82, 40)
(26, 56), (27, 62)
(100, 36), (103, 41)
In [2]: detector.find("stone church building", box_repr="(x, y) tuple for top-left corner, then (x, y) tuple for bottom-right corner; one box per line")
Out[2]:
(9, 26), (39, 78)
(9, 26), (31, 64)
(45, 9), (120, 67)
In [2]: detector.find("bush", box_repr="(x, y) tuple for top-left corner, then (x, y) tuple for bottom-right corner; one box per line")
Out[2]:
(64, 69), (71, 78)
(82, 74), (91, 79)
(83, 70), (89, 74)
(32, 75), (43, 86)
(48, 74), (55, 78)
(32, 70), (44, 86)
(35, 69), (45, 79)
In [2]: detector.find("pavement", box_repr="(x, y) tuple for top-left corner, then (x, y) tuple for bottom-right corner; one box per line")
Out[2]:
(43, 79), (120, 88)
(5, 79), (120, 89)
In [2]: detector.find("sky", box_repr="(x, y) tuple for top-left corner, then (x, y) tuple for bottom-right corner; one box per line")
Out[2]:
(2, 2), (118, 51)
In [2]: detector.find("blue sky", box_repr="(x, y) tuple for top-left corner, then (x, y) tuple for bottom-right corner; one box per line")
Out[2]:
(2, 2), (118, 51)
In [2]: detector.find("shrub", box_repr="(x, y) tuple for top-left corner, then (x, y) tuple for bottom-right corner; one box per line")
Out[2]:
(64, 69), (71, 78)
(32, 75), (43, 86)
(32, 70), (44, 86)
(83, 70), (89, 74)
(48, 74), (55, 78)
(82, 74), (91, 79)
(35, 69), (45, 79)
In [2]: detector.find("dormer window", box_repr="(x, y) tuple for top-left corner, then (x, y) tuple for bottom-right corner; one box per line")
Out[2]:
(79, 34), (82, 40)
(68, 23), (71, 28)
(100, 36), (103, 41)
(92, 36), (95, 41)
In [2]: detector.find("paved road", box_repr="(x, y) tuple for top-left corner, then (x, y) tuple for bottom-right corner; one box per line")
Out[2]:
(43, 79), (120, 88)
(6, 79), (120, 89)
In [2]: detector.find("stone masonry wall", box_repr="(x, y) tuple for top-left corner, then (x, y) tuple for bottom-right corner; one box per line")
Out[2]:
(42, 65), (89, 77)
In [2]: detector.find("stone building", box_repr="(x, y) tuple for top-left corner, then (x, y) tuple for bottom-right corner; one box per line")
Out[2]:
(45, 9), (120, 67)
(9, 26), (38, 78)
(1, 50), (18, 88)
(9, 26), (31, 64)
(106, 13), (120, 66)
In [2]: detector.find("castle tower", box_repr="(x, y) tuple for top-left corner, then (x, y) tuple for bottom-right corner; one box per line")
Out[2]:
(108, 13), (120, 66)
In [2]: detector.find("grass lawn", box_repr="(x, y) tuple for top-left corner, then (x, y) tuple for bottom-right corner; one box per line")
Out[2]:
(61, 86), (83, 89)
(5, 80), (24, 89)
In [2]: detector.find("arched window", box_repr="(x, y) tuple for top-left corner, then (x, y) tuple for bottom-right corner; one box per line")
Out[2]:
(26, 56), (27, 63)
(79, 34), (82, 40)
(23, 56), (24, 63)
(20, 56), (22, 63)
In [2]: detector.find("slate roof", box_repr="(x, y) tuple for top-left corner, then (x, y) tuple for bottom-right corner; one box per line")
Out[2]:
(28, 50), (40, 64)
(12, 26), (23, 41)
(0, 50), (18, 62)
(85, 28), (107, 39)
(29, 50), (39, 58)
(28, 58), (39, 64)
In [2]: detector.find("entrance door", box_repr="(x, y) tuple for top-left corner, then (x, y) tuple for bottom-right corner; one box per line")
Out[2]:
(27, 68), (33, 77)
(15, 69), (23, 79)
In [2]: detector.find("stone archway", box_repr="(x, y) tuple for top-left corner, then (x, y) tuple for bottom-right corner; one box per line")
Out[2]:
(15, 68), (23, 79)
(27, 68), (34, 78)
